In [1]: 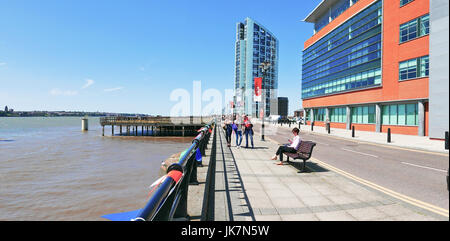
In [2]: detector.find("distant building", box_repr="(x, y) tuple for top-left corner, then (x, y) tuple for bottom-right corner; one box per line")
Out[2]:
(278, 97), (288, 118)
(4, 106), (8, 112)
(235, 17), (279, 118)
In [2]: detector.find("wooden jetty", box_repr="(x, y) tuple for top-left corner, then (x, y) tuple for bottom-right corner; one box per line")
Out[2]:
(99, 116), (213, 137)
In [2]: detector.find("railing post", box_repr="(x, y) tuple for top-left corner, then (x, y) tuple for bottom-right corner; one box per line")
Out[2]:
(352, 126), (355, 138)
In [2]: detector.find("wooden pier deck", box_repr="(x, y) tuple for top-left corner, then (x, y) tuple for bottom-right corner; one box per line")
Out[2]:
(99, 116), (213, 137)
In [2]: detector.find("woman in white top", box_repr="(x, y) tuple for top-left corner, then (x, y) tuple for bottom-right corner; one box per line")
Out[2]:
(271, 127), (301, 165)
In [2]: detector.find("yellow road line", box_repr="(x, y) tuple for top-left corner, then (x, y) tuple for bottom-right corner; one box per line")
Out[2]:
(311, 157), (449, 218)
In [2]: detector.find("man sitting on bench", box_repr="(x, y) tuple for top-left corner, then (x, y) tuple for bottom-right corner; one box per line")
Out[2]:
(271, 127), (301, 165)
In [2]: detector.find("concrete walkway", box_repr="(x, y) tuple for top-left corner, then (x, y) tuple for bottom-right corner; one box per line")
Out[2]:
(214, 126), (447, 221)
(213, 126), (254, 221)
(257, 120), (449, 154)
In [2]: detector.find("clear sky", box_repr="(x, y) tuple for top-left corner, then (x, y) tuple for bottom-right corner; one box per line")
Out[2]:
(0, 0), (320, 115)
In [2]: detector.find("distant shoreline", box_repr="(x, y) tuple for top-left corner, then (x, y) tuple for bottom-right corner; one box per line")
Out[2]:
(0, 111), (150, 118)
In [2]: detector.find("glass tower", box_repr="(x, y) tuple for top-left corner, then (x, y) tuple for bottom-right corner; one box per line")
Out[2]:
(235, 17), (279, 117)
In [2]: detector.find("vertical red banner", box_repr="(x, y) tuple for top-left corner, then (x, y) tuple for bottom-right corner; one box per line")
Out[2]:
(254, 77), (262, 102)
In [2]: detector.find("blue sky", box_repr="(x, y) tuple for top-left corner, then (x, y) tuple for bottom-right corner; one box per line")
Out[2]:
(0, 0), (320, 115)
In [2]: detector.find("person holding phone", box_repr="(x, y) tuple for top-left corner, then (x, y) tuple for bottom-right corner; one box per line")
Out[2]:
(271, 128), (301, 165)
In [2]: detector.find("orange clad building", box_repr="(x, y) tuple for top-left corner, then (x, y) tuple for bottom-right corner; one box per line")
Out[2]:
(301, 0), (448, 139)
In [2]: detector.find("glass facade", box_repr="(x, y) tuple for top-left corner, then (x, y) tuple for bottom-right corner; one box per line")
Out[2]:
(399, 55), (429, 81)
(399, 14), (429, 43)
(302, 0), (382, 99)
(306, 109), (311, 121)
(314, 108), (326, 121)
(382, 104), (418, 126)
(351, 105), (376, 124)
(330, 107), (346, 123)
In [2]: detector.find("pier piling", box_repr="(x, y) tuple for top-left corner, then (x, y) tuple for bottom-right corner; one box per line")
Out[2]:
(81, 117), (89, 131)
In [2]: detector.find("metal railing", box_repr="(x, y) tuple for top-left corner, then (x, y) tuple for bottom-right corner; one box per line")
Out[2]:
(132, 121), (215, 221)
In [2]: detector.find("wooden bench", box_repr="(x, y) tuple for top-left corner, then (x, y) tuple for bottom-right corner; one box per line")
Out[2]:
(284, 141), (316, 173)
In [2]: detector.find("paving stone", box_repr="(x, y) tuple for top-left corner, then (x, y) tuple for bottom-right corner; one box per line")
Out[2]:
(315, 211), (357, 221)
(346, 207), (390, 221)
(281, 213), (319, 221)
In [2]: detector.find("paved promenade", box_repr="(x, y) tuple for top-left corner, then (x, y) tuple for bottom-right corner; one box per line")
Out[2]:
(211, 125), (447, 221)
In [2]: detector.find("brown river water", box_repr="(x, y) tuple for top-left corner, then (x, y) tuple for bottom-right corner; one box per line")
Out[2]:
(0, 117), (191, 220)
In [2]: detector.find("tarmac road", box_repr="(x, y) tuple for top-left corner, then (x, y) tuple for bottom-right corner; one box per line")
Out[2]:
(252, 123), (449, 212)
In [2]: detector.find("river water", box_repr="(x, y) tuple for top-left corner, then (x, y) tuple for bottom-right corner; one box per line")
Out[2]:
(0, 117), (191, 220)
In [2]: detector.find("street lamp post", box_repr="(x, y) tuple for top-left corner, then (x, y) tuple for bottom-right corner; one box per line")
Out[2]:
(259, 61), (271, 141)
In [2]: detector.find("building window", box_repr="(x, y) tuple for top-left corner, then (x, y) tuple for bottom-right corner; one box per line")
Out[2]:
(314, 108), (326, 121)
(331, 0), (351, 20)
(420, 14), (429, 36)
(399, 55), (429, 81)
(351, 105), (375, 124)
(400, 0), (414, 7)
(330, 107), (346, 123)
(420, 55), (429, 77)
(382, 103), (418, 126)
(400, 19), (418, 43)
(399, 14), (429, 43)
(302, 67), (382, 99)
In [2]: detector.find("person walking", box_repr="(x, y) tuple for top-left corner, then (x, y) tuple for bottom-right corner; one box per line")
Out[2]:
(233, 116), (243, 148)
(225, 118), (233, 147)
(244, 116), (254, 149)
(271, 127), (301, 165)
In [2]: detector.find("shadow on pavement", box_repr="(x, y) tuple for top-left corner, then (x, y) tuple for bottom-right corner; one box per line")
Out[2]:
(288, 161), (329, 173)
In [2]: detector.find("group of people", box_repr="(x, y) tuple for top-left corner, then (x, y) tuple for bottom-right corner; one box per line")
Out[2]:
(222, 114), (254, 149)
(222, 114), (303, 166)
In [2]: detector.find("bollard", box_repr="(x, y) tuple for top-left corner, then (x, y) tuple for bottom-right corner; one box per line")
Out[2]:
(445, 131), (449, 150)
(311, 122), (314, 131)
(327, 123), (330, 134)
(289, 121), (291, 127)
(352, 126), (355, 138)
(387, 128), (391, 143)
